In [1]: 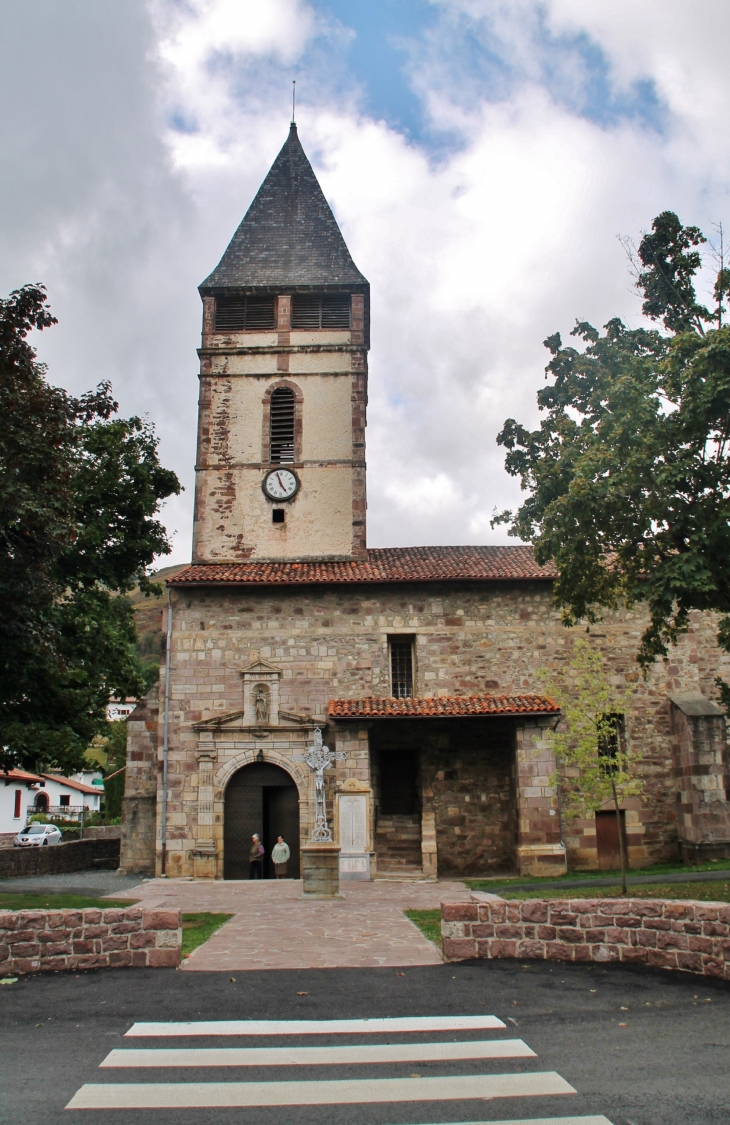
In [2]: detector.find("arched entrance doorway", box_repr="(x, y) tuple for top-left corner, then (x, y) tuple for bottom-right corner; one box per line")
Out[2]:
(223, 762), (300, 879)
(34, 791), (49, 812)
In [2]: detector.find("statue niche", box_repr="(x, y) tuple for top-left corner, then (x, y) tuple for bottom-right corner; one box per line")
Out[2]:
(254, 683), (270, 724)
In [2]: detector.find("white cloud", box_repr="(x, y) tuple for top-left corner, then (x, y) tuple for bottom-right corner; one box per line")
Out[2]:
(1, 0), (729, 563)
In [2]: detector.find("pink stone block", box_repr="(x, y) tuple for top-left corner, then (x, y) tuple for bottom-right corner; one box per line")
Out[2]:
(148, 948), (181, 967)
(517, 939), (545, 958)
(664, 903), (693, 920)
(131, 951), (149, 967)
(545, 942), (576, 961)
(470, 924), (495, 939)
(111, 922), (142, 935)
(494, 924), (523, 940)
(648, 949), (678, 969)
(556, 927), (583, 944)
(537, 925), (557, 940)
(657, 931), (689, 951)
(142, 910), (183, 931)
(43, 942), (72, 956)
(572, 944), (592, 962)
(520, 902), (548, 923)
(441, 903), (478, 923)
(688, 935), (714, 955)
(490, 940), (518, 959)
(676, 951), (703, 972)
(102, 910), (126, 924)
(109, 951), (133, 967)
(442, 938), (475, 960)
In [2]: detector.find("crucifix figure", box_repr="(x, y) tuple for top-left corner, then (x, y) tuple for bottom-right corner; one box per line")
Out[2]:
(295, 727), (346, 842)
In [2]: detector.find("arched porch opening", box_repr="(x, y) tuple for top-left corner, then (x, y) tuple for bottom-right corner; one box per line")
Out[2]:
(223, 762), (300, 879)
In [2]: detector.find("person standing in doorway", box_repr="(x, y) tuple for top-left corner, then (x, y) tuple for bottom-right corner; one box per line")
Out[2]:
(271, 835), (290, 879)
(249, 834), (264, 879)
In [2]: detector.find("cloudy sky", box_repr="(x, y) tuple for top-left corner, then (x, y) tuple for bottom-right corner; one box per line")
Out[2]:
(2, 1), (729, 565)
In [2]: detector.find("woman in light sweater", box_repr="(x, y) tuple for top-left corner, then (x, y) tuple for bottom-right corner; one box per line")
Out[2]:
(271, 836), (290, 878)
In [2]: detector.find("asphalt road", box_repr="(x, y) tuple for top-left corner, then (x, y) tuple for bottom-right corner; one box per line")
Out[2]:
(1, 959), (728, 1125)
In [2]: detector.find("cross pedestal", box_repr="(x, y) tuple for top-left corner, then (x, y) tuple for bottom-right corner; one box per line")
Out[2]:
(300, 842), (343, 899)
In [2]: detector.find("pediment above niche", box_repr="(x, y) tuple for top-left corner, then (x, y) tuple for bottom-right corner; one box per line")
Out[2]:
(193, 708), (327, 734)
(240, 657), (281, 677)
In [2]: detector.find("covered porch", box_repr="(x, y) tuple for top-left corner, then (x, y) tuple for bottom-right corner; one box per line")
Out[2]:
(329, 693), (565, 881)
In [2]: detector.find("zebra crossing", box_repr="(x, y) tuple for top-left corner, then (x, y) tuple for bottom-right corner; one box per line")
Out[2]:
(65, 1013), (613, 1123)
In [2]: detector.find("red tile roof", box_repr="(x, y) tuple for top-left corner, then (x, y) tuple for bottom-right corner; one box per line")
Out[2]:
(1, 767), (43, 783)
(41, 774), (102, 796)
(328, 694), (560, 719)
(169, 546), (555, 587)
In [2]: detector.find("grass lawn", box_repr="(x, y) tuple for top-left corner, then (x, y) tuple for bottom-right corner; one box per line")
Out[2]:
(182, 913), (234, 958)
(0, 892), (139, 911)
(405, 908), (442, 946)
(501, 880), (730, 903)
(466, 856), (730, 892)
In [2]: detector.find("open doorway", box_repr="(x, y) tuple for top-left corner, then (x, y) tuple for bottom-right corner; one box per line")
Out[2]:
(223, 762), (300, 879)
(374, 746), (422, 873)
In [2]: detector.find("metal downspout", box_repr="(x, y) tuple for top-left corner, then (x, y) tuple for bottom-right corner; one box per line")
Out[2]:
(160, 587), (173, 876)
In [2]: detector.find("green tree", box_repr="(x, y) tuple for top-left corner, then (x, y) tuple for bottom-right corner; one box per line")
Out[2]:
(0, 284), (180, 774)
(542, 640), (642, 893)
(101, 720), (128, 819)
(495, 212), (730, 674)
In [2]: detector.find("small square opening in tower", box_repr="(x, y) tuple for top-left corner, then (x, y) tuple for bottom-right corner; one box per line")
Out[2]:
(272, 509), (285, 524)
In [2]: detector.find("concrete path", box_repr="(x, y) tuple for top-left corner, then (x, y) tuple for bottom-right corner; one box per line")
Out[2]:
(114, 877), (469, 972)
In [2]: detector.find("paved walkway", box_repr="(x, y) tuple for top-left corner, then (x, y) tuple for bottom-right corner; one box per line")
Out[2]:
(115, 878), (469, 972)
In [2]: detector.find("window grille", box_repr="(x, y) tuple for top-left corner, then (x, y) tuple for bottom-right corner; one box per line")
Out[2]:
(390, 640), (414, 698)
(269, 388), (296, 464)
(291, 293), (351, 329)
(214, 296), (276, 331)
(598, 713), (624, 774)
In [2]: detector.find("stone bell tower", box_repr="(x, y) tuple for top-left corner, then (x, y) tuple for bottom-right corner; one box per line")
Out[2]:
(192, 124), (369, 563)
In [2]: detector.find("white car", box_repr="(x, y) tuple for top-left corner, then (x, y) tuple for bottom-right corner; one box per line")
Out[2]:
(14, 823), (63, 847)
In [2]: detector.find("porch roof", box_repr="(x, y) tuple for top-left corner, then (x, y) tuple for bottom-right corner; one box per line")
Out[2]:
(327, 694), (559, 719)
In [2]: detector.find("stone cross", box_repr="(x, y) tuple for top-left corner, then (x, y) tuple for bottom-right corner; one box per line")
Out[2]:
(295, 727), (346, 842)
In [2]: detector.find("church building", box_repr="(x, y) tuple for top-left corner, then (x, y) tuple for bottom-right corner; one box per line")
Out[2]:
(121, 124), (730, 881)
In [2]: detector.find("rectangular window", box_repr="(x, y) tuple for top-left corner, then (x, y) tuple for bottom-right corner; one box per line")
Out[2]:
(59, 794), (71, 807)
(13, 789), (21, 818)
(598, 713), (624, 774)
(214, 296), (276, 331)
(390, 639), (414, 698)
(291, 293), (351, 329)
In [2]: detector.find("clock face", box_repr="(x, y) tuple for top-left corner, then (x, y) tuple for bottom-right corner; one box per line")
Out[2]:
(263, 467), (299, 501)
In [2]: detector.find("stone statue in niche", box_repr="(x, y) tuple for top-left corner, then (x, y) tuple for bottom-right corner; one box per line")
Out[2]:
(254, 684), (269, 724)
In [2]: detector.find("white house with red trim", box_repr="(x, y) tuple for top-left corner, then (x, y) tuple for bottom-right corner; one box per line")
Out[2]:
(1, 768), (102, 839)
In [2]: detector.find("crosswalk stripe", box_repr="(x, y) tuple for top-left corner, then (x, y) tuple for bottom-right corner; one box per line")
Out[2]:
(421, 1119), (613, 1125)
(100, 1039), (536, 1068)
(125, 1015), (506, 1037)
(66, 1072), (576, 1109)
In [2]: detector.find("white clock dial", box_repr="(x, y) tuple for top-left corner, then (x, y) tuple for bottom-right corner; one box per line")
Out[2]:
(263, 468), (299, 501)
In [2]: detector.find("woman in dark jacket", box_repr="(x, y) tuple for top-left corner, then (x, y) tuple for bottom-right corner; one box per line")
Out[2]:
(249, 834), (264, 879)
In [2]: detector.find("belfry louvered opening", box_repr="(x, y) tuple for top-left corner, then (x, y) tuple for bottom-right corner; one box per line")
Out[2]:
(269, 388), (296, 464)
(214, 296), (276, 331)
(291, 292), (351, 329)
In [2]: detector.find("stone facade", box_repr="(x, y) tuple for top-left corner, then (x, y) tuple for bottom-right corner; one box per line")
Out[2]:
(442, 895), (730, 980)
(121, 578), (730, 879)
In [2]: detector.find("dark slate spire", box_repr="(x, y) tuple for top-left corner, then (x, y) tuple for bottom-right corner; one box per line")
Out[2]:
(200, 125), (367, 291)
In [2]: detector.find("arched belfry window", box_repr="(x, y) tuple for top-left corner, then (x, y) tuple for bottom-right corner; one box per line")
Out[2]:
(269, 387), (296, 464)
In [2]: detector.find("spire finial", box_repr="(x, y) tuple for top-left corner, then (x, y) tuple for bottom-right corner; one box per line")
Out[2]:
(291, 80), (296, 126)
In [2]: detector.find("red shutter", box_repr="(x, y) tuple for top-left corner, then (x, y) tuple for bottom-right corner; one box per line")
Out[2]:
(13, 790), (22, 818)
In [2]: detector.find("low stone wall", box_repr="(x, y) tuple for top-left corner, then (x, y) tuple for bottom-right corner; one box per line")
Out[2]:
(442, 896), (730, 980)
(0, 838), (120, 879)
(0, 907), (181, 975)
(79, 826), (122, 841)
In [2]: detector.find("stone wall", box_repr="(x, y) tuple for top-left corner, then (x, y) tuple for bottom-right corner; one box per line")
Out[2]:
(129, 577), (730, 878)
(0, 838), (120, 879)
(0, 906), (181, 975)
(442, 895), (730, 980)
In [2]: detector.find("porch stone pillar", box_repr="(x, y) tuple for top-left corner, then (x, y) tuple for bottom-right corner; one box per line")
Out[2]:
(670, 693), (730, 863)
(514, 719), (566, 877)
(193, 741), (218, 878)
